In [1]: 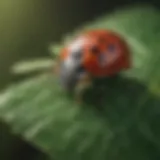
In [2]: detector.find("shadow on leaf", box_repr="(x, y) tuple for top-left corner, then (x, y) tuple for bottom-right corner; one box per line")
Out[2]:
(82, 75), (160, 154)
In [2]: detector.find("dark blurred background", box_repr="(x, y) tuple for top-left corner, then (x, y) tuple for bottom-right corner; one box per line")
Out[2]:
(0, 0), (159, 90)
(0, 0), (159, 160)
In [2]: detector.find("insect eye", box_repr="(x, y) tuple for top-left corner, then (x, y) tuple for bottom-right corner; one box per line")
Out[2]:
(90, 46), (99, 55)
(76, 65), (85, 73)
(72, 49), (83, 59)
(107, 44), (116, 53)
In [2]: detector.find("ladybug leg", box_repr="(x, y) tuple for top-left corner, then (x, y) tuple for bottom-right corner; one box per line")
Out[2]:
(74, 73), (93, 104)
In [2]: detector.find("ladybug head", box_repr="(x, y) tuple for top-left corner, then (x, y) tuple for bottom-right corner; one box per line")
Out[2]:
(59, 37), (87, 91)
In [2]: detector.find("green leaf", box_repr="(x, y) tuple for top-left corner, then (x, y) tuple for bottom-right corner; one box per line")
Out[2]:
(11, 58), (53, 75)
(0, 6), (160, 160)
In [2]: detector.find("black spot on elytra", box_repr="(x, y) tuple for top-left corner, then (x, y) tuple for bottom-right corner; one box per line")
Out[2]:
(107, 44), (116, 53)
(90, 46), (99, 55)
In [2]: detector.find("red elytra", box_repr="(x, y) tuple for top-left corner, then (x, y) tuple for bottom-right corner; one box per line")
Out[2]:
(60, 29), (131, 77)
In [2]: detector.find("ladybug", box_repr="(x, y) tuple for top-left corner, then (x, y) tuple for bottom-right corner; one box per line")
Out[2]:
(56, 29), (131, 92)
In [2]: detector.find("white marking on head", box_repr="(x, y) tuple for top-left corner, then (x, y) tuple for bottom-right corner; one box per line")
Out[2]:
(68, 37), (87, 53)
(65, 57), (77, 71)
